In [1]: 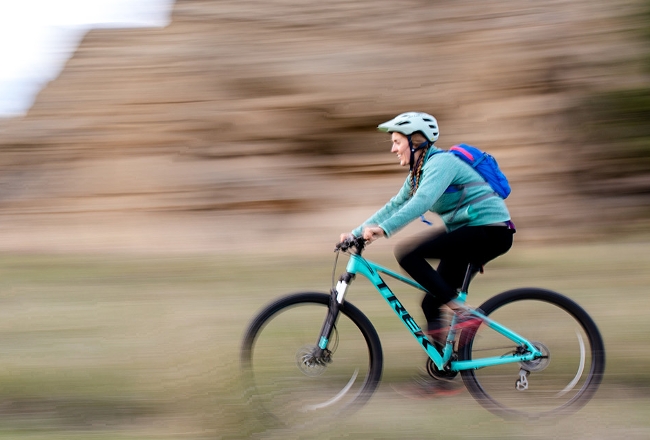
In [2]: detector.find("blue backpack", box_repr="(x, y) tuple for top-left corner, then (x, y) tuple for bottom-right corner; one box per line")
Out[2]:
(445, 144), (511, 199)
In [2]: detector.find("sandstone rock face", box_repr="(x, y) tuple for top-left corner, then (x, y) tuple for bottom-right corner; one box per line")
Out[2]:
(0, 0), (645, 253)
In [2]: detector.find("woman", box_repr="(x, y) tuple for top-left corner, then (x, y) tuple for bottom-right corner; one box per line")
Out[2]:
(340, 112), (515, 343)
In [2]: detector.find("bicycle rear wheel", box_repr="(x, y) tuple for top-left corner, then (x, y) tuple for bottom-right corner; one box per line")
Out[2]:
(241, 292), (383, 428)
(459, 288), (605, 419)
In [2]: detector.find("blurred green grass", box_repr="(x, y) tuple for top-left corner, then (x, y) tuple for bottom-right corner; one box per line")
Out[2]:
(0, 238), (648, 439)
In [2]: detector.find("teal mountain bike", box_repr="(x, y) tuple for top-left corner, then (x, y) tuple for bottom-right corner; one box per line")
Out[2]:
(241, 236), (605, 427)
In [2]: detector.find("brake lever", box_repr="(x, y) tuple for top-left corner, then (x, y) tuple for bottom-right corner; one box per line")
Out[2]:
(335, 236), (367, 253)
(334, 236), (359, 253)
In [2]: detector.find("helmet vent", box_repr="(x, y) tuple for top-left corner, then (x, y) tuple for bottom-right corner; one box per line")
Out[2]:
(396, 121), (410, 126)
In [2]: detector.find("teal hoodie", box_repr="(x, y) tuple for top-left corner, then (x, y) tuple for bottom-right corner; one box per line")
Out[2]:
(352, 148), (511, 238)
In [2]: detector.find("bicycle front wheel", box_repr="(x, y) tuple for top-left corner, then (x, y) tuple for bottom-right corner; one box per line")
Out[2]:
(241, 292), (383, 428)
(459, 288), (605, 419)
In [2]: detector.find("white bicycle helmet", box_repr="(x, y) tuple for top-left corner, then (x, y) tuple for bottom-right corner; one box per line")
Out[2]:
(377, 112), (439, 142)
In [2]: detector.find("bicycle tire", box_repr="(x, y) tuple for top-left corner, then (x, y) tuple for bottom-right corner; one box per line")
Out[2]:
(241, 292), (383, 428)
(458, 288), (605, 419)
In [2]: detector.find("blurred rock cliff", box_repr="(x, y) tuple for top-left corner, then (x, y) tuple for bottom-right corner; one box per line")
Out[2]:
(0, 0), (648, 253)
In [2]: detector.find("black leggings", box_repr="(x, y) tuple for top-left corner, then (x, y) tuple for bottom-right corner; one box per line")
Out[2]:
(395, 225), (514, 327)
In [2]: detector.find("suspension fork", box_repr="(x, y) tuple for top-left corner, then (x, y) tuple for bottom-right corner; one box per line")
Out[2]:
(315, 272), (355, 352)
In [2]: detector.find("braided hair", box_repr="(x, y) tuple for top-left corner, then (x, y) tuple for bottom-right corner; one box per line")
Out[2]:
(408, 132), (431, 197)
(409, 146), (429, 197)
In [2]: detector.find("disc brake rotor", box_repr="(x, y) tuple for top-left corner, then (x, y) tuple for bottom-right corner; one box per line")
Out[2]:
(520, 341), (551, 372)
(296, 344), (330, 377)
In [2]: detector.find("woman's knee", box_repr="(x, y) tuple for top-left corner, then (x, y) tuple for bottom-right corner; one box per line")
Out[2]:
(394, 241), (417, 267)
(395, 229), (447, 268)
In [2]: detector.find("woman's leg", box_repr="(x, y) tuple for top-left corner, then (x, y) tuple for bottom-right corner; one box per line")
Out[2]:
(395, 226), (514, 329)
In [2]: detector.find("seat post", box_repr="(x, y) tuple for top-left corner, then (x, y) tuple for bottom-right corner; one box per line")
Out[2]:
(460, 263), (480, 293)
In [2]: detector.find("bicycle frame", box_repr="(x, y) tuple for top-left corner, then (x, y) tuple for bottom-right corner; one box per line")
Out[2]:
(328, 252), (543, 372)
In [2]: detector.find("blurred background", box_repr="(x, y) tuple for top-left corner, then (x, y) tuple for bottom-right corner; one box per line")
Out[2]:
(0, 0), (648, 252)
(0, 0), (648, 438)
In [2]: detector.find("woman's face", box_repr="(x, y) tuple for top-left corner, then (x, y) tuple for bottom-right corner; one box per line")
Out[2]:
(390, 132), (411, 167)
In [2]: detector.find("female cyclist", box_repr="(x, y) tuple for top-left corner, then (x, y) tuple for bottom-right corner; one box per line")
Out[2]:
(340, 111), (515, 353)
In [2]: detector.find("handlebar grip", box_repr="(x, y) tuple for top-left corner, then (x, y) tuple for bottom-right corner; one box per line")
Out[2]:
(335, 236), (366, 252)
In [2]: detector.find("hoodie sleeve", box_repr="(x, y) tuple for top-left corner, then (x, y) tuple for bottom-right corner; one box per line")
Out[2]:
(351, 177), (411, 237)
(376, 155), (456, 237)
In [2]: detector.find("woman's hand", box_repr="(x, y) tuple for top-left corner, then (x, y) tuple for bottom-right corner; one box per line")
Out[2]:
(362, 226), (385, 243)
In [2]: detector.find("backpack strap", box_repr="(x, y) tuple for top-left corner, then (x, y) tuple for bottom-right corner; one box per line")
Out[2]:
(448, 188), (499, 222)
(444, 181), (489, 193)
(421, 148), (500, 224)
(444, 154), (496, 221)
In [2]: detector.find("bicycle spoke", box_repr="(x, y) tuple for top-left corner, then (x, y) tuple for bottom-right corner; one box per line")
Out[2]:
(556, 330), (585, 397)
(305, 368), (359, 411)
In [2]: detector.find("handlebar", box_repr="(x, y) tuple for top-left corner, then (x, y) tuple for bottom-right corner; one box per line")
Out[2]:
(335, 236), (367, 253)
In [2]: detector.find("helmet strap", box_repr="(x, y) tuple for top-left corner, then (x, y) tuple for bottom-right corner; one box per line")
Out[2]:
(407, 135), (430, 172)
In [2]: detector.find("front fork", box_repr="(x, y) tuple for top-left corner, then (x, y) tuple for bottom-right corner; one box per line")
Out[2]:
(315, 272), (355, 354)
